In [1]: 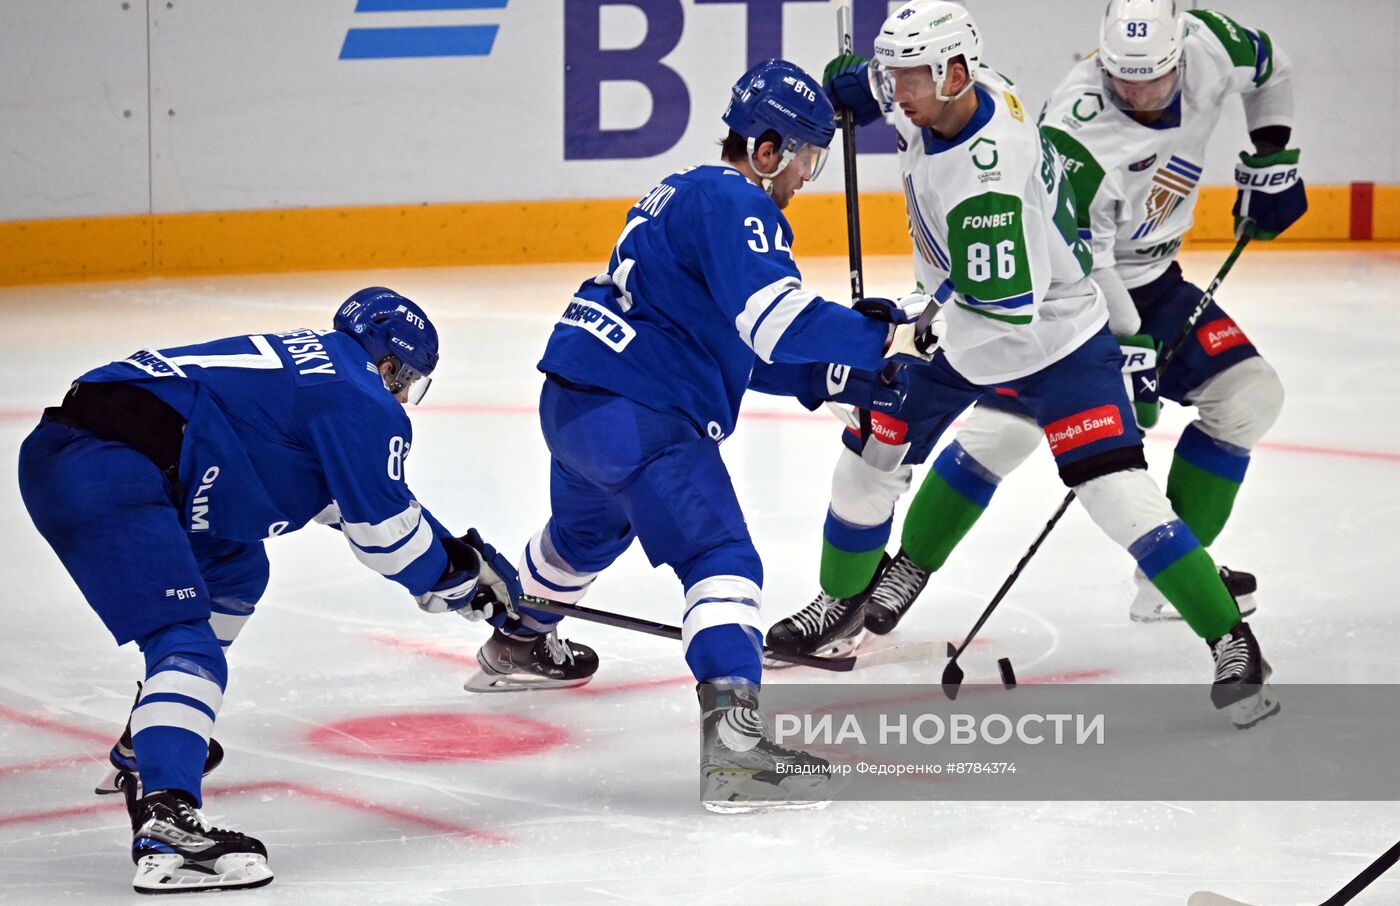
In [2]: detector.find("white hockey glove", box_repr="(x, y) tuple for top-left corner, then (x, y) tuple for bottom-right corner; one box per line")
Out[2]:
(855, 293), (938, 362)
(884, 292), (940, 362)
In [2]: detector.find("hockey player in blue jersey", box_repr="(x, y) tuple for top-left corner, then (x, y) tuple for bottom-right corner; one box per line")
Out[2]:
(18, 287), (522, 893)
(481, 59), (931, 812)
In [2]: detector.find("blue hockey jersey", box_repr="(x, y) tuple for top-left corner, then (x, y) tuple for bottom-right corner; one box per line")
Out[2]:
(537, 165), (889, 439)
(76, 329), (450, 596)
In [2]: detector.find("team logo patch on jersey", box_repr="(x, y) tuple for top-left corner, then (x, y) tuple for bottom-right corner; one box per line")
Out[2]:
(1197, 317), (1250, 356)
(1044, 405), (1124, 455)
(1131, 155), (1202, 240)
(1129, 154), (1157, 172)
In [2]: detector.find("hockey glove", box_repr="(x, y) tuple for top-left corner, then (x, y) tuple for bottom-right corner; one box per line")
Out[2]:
(415, 530), (522, 621)
(1233, 148), (1306, 240)
(816, 362), (909, 414)
(1119, 334), (1161, 431)
(856, 293), (938, 363)
(821, 53), (882, 127)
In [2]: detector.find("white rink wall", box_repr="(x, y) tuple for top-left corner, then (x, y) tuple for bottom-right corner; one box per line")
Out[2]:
(1, 0), (1395, 221)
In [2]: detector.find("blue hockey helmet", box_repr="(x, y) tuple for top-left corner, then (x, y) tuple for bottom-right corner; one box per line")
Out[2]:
(722, 59), (836, 183)
(333, 287), (439, 405)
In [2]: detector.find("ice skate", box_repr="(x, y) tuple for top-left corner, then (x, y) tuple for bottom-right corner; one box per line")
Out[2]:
(1130, 565), (1257, 622)
(464, 627), (599, 692)
(863, 549), (932, 635)
(118, 773), (272, 894)
(96, 684), (224, 797)
(763, 590), (866, 668)
(1208, 622), (1280, 729)
(698, 683), (833, 813)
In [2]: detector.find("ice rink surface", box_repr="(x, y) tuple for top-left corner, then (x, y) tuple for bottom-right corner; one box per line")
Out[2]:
(2, 249), (1398, 904)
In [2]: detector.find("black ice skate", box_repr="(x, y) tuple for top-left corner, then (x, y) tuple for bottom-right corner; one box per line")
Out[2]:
(464, 627), (599, 692)
(1130, 565), (1258, 622)
(117, 773), (272, 894)
(698, 683), (833, 814)
(763, 590), (867, 668)
(96, 684), (224, 797)
(1208, 621), (1280, 729)
(863, 549), (932, 635)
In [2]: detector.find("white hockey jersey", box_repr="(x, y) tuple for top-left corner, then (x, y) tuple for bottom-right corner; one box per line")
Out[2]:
(890, 69), (1105, 385)
(1041, 9), (1294, 289)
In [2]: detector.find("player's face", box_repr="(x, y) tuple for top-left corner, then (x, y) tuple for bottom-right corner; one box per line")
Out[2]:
(765, 143), (825, 209)
(1106, 68), (1180, 113)
(889, 65), (945, 126)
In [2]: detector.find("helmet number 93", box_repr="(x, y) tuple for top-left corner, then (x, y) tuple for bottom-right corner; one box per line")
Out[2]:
(1125, 21), (1149, 39)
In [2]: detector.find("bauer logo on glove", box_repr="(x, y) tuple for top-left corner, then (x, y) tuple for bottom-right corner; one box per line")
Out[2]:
(1233, 148), (1306, 240)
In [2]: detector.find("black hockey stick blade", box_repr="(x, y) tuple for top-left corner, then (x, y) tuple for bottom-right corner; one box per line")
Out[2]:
(518, 595), (856, 672)
(941, 653), (965, 701)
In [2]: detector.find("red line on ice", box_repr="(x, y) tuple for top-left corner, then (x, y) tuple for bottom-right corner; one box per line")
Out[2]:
(370, 633), (691, 697)
(0, 702), (113, 744)
(0, 781), (505, 843)
(370, 632), (478, 667)
(0, 753), (102, 778)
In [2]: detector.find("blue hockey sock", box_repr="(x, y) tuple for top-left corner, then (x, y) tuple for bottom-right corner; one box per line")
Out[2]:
(132, 620), (227, 806)
(680, 575), (764, 685)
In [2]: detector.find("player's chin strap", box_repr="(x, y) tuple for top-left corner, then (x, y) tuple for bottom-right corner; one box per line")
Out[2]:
(746, 137), (794, 197)
(935, 66), (976, 104)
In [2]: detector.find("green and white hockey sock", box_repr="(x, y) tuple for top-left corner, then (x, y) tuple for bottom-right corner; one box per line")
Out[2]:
(900, 441), (1000, 573)
(1166, 423), (1251, 548)
(1130, 519), (1239, 641)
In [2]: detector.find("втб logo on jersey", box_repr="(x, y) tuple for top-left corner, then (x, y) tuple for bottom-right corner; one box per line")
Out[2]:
(1132, 155), (1201, 240)
(339, 0), (505, 60)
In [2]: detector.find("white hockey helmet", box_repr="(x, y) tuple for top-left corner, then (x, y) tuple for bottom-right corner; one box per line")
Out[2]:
(1098, 0), (1186, 111)
(871, 0), (982, 105)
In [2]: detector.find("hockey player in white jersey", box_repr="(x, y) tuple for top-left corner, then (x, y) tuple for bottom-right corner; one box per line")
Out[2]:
(770, 0), (1278, 727)
(498, 60), (931, 812)
(809, 0), (1303, 631)
(1039, 0), (1302, 620)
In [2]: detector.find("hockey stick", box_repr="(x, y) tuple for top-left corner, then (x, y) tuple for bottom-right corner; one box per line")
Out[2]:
(833, 0), (879, 448)
(1188, 835), (1400, 905)
(941, 228), (1255, 700)
(519, 595), (940, 673)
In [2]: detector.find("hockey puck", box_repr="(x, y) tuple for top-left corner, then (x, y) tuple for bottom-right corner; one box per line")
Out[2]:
(997, 657), (1017, 690)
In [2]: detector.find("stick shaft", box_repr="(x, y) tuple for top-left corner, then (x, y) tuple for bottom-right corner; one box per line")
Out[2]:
(1322, 837), (1400, 905)
(519, 595), (855, 672)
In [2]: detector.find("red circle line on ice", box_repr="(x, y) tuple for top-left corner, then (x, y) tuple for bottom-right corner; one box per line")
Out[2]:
(307, 712), (568, 762)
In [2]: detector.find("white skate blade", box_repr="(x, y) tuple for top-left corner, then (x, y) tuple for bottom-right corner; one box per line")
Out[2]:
(1187, 892), (1258, 906)
(463, 669), (592, 693)
(1229, 681), (1280, 729)
(1129, 586), (1257, 623)
(132, 852), (273, 894)
(701, 771), (832, 814)
(762, 628), (866, 669)
(95, 766), (124, 796)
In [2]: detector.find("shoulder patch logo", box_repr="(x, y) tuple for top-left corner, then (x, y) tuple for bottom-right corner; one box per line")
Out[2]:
(1003, 91), (1024, 122)
(1129, 154), (1157, 172)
